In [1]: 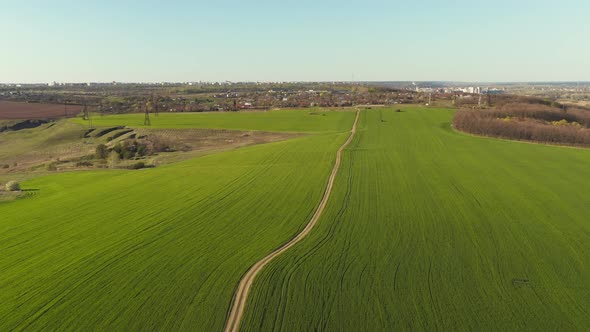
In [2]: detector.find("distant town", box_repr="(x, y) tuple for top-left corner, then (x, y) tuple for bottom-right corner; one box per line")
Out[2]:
(1, 81), (589, 114)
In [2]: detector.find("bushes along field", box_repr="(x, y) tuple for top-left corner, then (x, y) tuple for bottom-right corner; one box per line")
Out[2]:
(453, 103), (590, 146)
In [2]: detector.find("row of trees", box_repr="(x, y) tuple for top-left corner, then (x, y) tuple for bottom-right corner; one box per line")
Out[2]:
(482, 103), (590, 126)
(453, 103), (590, 147)
(96, 137), (171, 161)
(95, 136), (172, 170)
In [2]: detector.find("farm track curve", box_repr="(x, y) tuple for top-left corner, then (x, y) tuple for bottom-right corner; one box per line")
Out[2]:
(224, 110), (360, 332)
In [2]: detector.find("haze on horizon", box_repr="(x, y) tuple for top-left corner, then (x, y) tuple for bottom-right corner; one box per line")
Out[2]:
(1, 0), (589, 83)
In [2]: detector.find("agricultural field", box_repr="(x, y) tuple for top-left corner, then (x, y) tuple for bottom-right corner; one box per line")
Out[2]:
(71, 109), (354, 133)
(0, 119), (297, 178)
(0, 121), (94, 175)
(0, 101), (81, 120)
(242, 107), (590, 330)
(2, 109), (346, 178)
(2, 106), (590, 331)
(0, 110), (356, 330)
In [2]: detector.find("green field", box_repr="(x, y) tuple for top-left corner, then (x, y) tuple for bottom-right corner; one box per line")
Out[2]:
(0, 110), (355, 330)
(71, 110), (354, 133)
(0, 121), (87, 162)
(242, 108), (590, 330)
(2, 107), (590, 330)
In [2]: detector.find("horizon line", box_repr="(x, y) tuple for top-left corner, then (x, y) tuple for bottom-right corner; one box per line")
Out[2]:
(2, 80), (590, 85)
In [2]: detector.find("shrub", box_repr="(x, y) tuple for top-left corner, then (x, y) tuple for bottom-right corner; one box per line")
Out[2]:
(112, 142), (128, 159)
(137, 144), (148, 157)
(112, 140), (152, 159)
(146, 135), (172, 153)
(129, 161), (146, 169)
(108, 151), (120, 168)
(453, 104), (590, 147)
(5, 181), (20, 191)
(96, 144), (109, 159)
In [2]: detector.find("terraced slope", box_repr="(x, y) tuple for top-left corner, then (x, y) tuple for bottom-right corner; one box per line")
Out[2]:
(72, 110), (353, 133)
(0, 111), (355, 330)
(242, 108), (590, 331)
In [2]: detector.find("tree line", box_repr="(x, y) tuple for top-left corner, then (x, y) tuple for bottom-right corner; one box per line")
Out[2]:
(453, 103), (590, 147)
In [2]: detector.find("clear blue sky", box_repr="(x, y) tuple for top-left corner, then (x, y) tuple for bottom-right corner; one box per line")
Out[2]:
(1, 0), (588, 83)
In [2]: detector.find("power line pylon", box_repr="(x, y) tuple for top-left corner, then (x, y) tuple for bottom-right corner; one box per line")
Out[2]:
(144, 101), (151, 126)
(88, 108), (93, 129)
(153, 95), (159, 116)
(82, 102), (89, 120)
(82, 102), (93, 129)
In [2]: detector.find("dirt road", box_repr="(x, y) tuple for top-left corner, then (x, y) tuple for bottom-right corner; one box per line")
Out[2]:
(224, 110), (360, 332)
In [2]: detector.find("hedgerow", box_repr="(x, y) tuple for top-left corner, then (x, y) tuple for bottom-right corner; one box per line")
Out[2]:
(453, 103), (590, 146)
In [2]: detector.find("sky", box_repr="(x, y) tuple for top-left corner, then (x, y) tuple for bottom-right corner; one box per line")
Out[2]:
(1, 0), (589, 83)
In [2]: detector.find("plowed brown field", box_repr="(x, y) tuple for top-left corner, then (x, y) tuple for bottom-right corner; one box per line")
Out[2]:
(0, 101), (81, 120)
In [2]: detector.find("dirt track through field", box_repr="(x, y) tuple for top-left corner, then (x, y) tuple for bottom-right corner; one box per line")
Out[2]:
(224, 110), (360, 332)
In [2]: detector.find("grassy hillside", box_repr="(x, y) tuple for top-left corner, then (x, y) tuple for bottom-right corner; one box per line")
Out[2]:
(0, 112), (355, 330)
(71, 109), (355, 133)
(242, 108), (590, 330)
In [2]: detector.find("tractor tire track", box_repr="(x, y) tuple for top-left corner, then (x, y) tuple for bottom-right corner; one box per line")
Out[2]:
(224, 110), (360, 332)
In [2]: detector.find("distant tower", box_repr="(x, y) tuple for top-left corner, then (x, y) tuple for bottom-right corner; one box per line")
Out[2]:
(144, 101), (151, 126)
(153, 94), (159, 116)
(82, 102), (93, 129)
(82, 102), (89, 120)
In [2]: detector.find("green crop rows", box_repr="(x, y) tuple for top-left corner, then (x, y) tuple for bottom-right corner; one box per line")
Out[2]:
(2, 107), (590, 331)
(0, 110), (354, 330)
(71, 109), (354, 133)
(242, 108), (590, 330)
